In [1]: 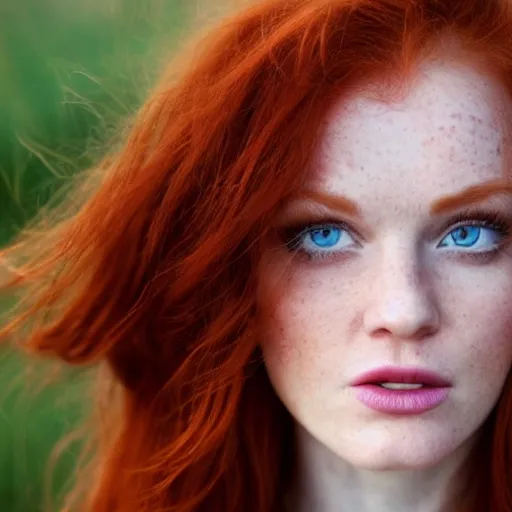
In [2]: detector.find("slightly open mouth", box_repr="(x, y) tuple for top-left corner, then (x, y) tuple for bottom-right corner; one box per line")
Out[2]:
(376, 382), (425, 390)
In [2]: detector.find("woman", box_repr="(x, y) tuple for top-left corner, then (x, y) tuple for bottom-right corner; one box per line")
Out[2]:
(2, 0), (512, 510)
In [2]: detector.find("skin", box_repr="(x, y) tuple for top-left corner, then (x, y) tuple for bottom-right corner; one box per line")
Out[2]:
(258, 59), (512, 512)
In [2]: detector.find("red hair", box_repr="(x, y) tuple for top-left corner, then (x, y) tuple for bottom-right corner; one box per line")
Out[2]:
(2, 0), (512, 510)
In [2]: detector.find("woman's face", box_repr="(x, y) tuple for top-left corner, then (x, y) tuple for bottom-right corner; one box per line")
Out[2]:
(258, 59), (512, 470)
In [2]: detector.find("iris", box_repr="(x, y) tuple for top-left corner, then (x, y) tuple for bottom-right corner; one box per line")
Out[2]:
(446, 226), (480, 247)
(309, 227), (342, 248)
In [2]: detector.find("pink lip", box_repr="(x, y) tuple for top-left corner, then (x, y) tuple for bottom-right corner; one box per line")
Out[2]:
(351, 366), (452, 416)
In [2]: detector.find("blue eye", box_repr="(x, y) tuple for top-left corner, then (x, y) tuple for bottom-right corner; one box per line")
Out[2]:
(438, 225), (500, 251)
(308, 227), (342, 248)
(285, 223), (357, 258)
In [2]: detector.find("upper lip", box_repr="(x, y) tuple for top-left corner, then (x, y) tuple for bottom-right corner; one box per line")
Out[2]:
(351, 366), (452, 387)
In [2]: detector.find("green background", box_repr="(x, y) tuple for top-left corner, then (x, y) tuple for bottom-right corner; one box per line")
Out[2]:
(0, 2), (190, 510)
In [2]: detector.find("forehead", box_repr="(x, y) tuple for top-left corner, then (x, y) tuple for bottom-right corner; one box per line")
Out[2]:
(309, 61), (512, 211)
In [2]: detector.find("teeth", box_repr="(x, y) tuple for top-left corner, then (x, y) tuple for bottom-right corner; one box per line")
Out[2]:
(380, 383), (423, 390)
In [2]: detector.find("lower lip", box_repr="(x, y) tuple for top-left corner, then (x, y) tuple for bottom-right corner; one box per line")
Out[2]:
(354, 385), (450, 415)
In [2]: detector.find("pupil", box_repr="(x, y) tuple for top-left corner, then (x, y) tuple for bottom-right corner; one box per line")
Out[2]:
(458, 227), (469, 240)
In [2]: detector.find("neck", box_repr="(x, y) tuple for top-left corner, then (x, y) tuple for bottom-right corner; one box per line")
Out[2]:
(288, 425), (476, 512)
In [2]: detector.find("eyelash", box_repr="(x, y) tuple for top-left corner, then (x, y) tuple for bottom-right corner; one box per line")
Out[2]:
(279, 209), (511, 263)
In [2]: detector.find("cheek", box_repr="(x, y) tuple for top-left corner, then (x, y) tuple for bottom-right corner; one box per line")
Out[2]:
(463, 306), (512, 374)
(258, 267), (350, 394)
(439, 273), (512, 389)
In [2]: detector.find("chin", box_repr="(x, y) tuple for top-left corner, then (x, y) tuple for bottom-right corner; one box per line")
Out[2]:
(327, 429), (463, 472)
(344, 453), (444, 472)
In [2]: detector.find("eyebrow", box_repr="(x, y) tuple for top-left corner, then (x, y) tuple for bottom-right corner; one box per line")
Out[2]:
(430, 180), (512, 214)
(299, 180), (512, 217)
(299, 190), (361, 216)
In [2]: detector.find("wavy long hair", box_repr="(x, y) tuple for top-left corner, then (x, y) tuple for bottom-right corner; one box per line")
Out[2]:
(2, 0), (512, 510)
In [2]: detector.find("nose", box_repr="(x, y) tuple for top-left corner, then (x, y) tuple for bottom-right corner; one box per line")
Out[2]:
(363, 250), (440, 341)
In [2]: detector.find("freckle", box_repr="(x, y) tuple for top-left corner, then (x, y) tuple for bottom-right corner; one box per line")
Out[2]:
(438, 126), (445, 131)
(450, 126), (456, 133)
(496, 144), (502, 156)
(308, 280), (321, 290)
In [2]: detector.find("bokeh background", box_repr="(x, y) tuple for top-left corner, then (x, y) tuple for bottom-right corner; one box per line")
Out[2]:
(0, 1), (215, 510)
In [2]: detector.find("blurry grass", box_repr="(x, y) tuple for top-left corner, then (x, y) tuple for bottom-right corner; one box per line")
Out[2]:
(0, 0), (189, 247)
(0, 349), (91, 512)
